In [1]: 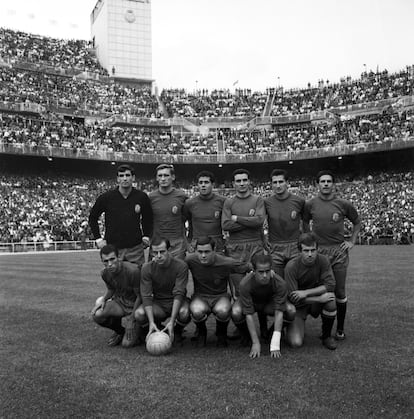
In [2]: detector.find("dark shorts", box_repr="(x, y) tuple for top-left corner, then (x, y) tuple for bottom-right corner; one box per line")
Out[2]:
(269, 241), (299, 267)
(226, 240), (264, 263)
(319, 245), (349, 270)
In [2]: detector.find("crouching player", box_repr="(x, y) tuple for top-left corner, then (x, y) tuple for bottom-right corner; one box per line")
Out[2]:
(284, 233), (337, 350)
(135, 237), (190, 344)
(91, 245), (141, 347)
(185, 236), (251, 347)
(231, 254), (294, 358)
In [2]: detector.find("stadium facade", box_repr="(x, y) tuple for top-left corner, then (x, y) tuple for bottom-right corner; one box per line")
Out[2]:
(90, 0), (152, 84)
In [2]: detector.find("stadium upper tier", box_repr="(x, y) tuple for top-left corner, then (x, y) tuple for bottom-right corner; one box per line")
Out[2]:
(1, 27), (414, 120)
(1, 171), (412, 245)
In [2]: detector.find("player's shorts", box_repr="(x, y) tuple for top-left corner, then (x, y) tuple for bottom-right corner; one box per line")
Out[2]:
(226, 240), (264, 263)
(295, 303), (323, 320)
(318, 244), (349, 270)
(191, 293), (231, 309)
(168, 237), (187, 260)
(110, 296), (136, 316)
(269, 241), (299, 268)
(119, 243), (145, 266)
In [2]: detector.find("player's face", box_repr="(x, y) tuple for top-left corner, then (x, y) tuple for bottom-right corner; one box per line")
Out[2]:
(157, 168), (175, 189)
(271, 175), (288, 195)
(318, 175), (334, 196)
(152, 242), (170, 265)
(101, 251), (120, 273)
(117, 170), (134, 189)
(233, 174), (250, 194)
(254, 262), (272, 285)
(196, 243), (215, 264)
(300, 244), (318, 265)
(198, 176), (213, 197)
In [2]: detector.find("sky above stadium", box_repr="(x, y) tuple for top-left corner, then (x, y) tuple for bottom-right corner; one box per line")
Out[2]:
(0, 0), (413, 92)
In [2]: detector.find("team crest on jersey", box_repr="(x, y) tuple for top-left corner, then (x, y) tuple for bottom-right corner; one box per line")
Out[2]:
(172, 206), (178, 214)
(332, 212), (340, 222)
(134, 204), (141, 214)
(214, 211), (220, 219)
(291, 211), (297, 220)
(249, 209), (255, 216)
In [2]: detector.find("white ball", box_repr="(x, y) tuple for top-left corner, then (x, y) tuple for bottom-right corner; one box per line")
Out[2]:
(146, 331), (172, 356)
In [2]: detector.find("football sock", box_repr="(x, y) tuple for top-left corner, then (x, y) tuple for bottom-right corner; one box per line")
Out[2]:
(336, 300), (347, 332)
(321, 314), (335, 340)
(215, 320), (229, 337)
(100, 317), (125, 335)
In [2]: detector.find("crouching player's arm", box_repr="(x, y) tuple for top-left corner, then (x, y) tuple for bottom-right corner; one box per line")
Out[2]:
(246, 314), (261, 358)
(125, 292), (141, 342)
(289, 285), (327, 305)
(91, 288), (114, 315)
(270, 309), (284, 358)
(162, 298), (181, 343)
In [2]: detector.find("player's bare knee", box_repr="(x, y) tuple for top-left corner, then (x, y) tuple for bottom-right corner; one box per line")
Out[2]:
(284, 302), (296, 322)
(287, 333), (304, 348)
(134, 305), (147, 324)
(231, 302), (244, 324)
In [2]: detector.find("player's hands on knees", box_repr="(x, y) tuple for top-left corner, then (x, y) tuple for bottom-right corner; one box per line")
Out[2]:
(319, 292), (335, 303)
(289, 290), (307, 304)
(270, 349), (281, 359)
(249, 342), (261, 358)
(142, 236), (150, 248)
(95, 238), (107, 249)
(91, 299), (106, 316)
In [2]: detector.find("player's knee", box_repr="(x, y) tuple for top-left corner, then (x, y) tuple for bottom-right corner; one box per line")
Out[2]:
(286, 332), (304, 348)
(214, 299), (231, 322)
(284, 302), (296, 323)
(134, 305), (147, 324)
(323, 299), (337, 313)
(231, 301), (244, 324)
(178, 301), (191, 325)
(190, 299), (208, 322)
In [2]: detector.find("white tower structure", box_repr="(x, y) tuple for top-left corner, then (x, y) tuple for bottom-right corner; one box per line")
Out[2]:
(90, 0), (152, 83)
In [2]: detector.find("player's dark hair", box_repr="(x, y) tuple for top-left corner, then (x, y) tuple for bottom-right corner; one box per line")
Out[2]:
(297, 232), (318, 251)
(195, 236), (216, 250)
(196, 170), (215, 184)
(270, 169), (288, 180)
(156, 164), (175, 176)
(117, 164), (135, 176)
(251, 254), (273, 270)
(100, 244), (119, 258)
(150, 236), (171, 249)
(316, 170), (335, 183)
(232, 168), (250, 180)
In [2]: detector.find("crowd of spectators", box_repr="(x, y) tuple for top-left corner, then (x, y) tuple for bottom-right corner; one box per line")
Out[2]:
(0, 27), (107, 76)
(1, 109), (413, 156)
(160, 88), (268, 118)
(0, 67), (160, 117)
(1, 171), (413, 245)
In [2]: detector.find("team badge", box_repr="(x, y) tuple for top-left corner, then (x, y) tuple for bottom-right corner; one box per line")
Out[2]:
(332, 212), (340, 222)
(214, 211), (220, 219)
(172, 206), (178, 214)
(249, 209), (255, 216)
(134, 204), (141, 214)
(291, 211), (297, 220)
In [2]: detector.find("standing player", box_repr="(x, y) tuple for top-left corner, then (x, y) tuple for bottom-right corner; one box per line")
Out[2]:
(303, 170), (361, 340)
(184, 171), (226, 254)
(135, 237), (190, 343)
(231, 254), (293, 358)
(284, 233), (337, 350)
(221, 168), (266, 297)
(89, 164), (153, 266)
(185, 236), (251, 347)
(264, 169), (305, 278)
(149, 164), (188, 259)
(91, 244), (141, 348)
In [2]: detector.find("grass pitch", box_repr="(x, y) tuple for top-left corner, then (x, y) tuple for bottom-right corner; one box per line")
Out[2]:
(1, 246), (413, 418)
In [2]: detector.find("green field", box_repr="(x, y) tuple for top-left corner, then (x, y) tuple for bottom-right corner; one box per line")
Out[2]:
(1, 246), (413, 419)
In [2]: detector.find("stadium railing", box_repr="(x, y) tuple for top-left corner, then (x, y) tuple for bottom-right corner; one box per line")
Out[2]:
(1, 136), (413, 164)
(0, 240), (96, 254)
